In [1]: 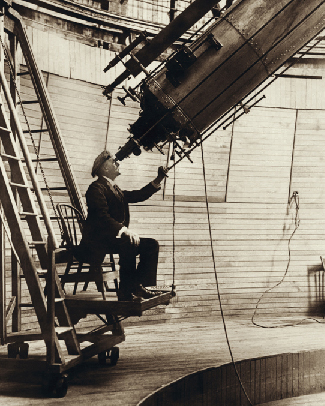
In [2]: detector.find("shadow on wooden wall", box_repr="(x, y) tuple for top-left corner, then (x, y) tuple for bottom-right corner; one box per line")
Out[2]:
(308, 263), (325, 317)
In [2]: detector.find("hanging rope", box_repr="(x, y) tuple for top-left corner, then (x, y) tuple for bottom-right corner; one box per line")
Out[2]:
(0, 35), (63, 237)
(225, 105), (237, 202)
(251, 192), (301, 328)
(200, 140), (253, 406)
(250, 108), (313, 328)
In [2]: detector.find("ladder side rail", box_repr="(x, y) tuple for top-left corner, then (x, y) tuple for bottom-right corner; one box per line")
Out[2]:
(47, 236), (56, 365)
(8, 10), (86, 218)
(9, 32), (21, 332)
(0, 157), (65, 361)
(0, 1), (7, 346)
(0, 122), (48, 268)
(0, 207), (5, 345)
(0, 66), (58, 250)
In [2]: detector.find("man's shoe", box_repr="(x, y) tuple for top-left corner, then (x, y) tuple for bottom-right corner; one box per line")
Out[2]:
(134, 285), (161, 299)
(117, 290), (142, 302)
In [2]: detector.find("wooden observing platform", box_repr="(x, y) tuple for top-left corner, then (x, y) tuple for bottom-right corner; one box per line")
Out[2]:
(0, 1), (172, 397)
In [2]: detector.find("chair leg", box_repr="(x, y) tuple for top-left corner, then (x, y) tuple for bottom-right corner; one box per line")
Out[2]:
(73, 262), (83, 295)
(61, 259), (73, 290)
(101, 288), (106, 301)
(89, 265), (106, 300)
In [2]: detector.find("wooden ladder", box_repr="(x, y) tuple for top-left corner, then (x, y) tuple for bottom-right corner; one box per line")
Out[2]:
(3, 5), (86, 217)
(0, 59), (80, 361)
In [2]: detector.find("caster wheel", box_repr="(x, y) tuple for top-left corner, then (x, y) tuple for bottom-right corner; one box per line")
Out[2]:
(98, 351), (107, 365)
(41, 374), (68, 398)
(8, 342), (20, 359)
(109, 347), (119, 366)
(19, 342), (29, 359)
(54, 375), (68, 398)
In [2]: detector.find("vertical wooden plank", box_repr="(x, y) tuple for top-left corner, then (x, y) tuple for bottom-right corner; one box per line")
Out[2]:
(203, 368), (218, 406)
(249, 359), (256, 405)
(298, 351), (304, 396)
(318, 350), (325, 392)
(225, 362), (237, 405)
(254, 358), (261, 405)
(40, 28), (49, 72)
(59, 36), (70, 78)
(215, 365), (222, 405)
(292, 353), (299, 398)
(80, 42), (88, 82)
(69, 40), (75, 80)
(309, 350), (317, 394)
(280, 354), (287, 400)
(276, 354), (282, 401)
(239, 360), (251, 406)
(260, 356), (266, 404)
(221, 364), (228, 406)
(303, 351), (311, 396)
(286, 353), (293, 399)
(48, 32), (56, 75)
(94, 46), (101, 85)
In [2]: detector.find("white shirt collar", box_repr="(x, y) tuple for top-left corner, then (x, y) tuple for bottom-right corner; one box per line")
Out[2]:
(102, 175), (116, 187)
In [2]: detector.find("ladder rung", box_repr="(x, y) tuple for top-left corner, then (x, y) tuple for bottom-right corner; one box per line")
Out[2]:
(23, 129), (49, 134)
(0, 126), (11, 133)
(19, 100), (39, 105)
(17, 71), (30, 76)
(20, 211), (38, 217)
(10, 182), (28, 188)
(56, 326), (73, 335)
(41, 187), (67, 191)
(1, 153), (20, 161)
(29, 240), (46, 246)
(30, 157), (58, 162)
(20, 270), (47, 278)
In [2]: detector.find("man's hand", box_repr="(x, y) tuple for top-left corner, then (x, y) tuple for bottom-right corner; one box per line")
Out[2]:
(154, 166), (168, 184)
(122, 228), (140, 246)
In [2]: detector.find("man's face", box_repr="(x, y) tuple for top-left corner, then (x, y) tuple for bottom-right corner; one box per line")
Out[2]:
(98, 156), (120, 180)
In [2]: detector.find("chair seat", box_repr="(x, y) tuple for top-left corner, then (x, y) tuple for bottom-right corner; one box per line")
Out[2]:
(56, 203), (119, 300)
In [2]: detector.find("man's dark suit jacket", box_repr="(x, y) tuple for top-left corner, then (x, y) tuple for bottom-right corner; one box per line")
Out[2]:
(81, 176), (159, 253)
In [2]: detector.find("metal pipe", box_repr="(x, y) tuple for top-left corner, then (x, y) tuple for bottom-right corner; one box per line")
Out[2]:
(104, 0), (219, 94)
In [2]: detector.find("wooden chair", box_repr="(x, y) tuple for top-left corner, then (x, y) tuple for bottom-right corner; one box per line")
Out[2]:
(56, 203), (118, 300)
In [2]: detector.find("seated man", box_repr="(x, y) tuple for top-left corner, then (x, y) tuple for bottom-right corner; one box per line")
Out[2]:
(81, 150), (167, 301)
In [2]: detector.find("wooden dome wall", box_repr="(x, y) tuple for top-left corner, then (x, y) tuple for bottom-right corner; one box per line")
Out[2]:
(9, 11), (325, 329)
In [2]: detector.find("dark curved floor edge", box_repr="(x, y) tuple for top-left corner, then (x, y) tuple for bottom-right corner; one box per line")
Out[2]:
(137, 348), (325, 406)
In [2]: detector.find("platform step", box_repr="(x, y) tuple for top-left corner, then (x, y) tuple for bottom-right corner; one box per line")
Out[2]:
(65, 291), (172, 317)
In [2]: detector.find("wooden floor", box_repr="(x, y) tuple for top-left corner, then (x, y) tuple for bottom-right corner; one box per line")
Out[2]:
(260, 392), (325, 405)
(1, 316), (325, 405)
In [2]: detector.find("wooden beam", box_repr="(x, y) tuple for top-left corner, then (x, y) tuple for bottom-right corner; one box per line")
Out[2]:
(0, 3), (6, 347)
(5, 296), (16, 322)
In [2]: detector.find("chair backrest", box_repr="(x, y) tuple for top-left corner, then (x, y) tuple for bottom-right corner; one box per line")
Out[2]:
(57, 203), (84, 250)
